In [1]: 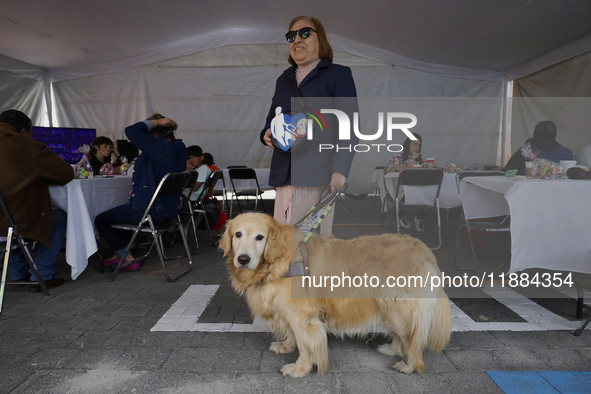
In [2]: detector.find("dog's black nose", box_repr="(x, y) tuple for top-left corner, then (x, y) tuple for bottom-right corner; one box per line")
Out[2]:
(237, 254), (251, 266)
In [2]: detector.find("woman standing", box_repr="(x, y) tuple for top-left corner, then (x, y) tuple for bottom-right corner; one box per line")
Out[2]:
(260, 16), (358, 235)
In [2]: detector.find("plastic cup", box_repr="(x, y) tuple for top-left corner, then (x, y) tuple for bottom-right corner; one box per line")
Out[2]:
(426, 158), (435, 168)
(525, 161), (533, 177)
(560, 160), (577, 172)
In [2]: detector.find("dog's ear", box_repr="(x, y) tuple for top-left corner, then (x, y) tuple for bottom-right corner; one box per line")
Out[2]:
(219, 219), (233, 256)
(263, 220), (290, 263)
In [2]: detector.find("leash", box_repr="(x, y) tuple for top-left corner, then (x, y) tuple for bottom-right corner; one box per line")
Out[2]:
(293, 184), (348, 243)
(286, 184), (347, 278)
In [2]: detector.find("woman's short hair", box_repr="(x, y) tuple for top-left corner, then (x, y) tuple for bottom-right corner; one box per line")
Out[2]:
(287, 16), (333, 67)
(533, 121), (557, 141)
(90, 136), (114, 155)
(148, 112), (176, 140)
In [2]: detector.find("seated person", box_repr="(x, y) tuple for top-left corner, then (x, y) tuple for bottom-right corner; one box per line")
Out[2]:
(95, 113), (187, 271)
(203, 152), (219, 172)
(575, 144), (591, 168)
(0, 110), (74, 291)
(384, 132), (426, 232)
(503, 121), (573, 175)
(88, 136), (122, 174)
(185, 145), (212, 201)
(385, 133), (423, 173)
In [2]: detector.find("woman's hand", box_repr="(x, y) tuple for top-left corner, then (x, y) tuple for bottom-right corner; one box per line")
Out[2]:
(150, 117), (178, 130)
(388, 164), (406, 173)
(330, 172), (346, 192)
(263, 128), (274, 148)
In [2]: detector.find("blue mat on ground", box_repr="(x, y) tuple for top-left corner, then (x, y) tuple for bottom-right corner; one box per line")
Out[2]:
(487, 371), (591, 394)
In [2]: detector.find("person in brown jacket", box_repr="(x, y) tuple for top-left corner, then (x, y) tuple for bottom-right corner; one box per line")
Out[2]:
(0, 110), (74, 291)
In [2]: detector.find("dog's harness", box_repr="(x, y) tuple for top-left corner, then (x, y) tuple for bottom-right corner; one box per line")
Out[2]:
(285, 241), (310, 278)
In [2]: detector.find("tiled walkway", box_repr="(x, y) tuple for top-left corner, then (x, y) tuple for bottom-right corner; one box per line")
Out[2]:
(1, 198), (589, 392)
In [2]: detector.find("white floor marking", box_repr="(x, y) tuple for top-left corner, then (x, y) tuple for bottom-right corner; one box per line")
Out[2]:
(151, 284), (590, 333)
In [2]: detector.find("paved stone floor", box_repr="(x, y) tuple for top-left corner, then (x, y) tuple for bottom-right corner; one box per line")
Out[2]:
(1, 197), (590, 393)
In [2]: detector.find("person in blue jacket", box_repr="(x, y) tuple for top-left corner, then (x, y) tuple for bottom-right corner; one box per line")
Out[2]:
(260, 16), (358, 235)
(95, 113), (188, 271)
(503, 121), (573, 175)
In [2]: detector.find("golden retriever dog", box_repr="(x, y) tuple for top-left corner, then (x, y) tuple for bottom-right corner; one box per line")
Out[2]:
(220, 213), (451, 378)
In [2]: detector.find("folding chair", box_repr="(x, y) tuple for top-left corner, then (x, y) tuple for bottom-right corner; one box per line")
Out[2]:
(110, 171), (193, 282)
(210, 171), (227, 214)
(188, 170), (224, 247)
(394, 168), (444, 250)
(0, 190), (49, 314)
(373, 166), (385, 210)
(453, 171), (509, 277)
(228, 168), (266, 217)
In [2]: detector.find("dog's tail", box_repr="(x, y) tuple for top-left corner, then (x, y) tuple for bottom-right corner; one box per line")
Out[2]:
(427, 288), (452, 352)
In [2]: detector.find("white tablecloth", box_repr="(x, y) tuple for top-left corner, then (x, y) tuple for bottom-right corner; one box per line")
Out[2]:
(214, 168), (272, 192)
(460, 176), (591, 274)
(378, 170), (461, 210)
(49, 176), (133, 280)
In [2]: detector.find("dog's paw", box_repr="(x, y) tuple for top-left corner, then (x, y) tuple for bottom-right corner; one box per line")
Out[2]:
(270, 341), (296, 354)
(392, 361), (415, 374)
(281, 363), (311, 378)
(377, 343), (401, 356)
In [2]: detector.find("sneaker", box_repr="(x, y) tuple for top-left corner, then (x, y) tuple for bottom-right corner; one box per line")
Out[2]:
(103, 258), (120, 266)
(399, 217), (411, 229)
(414, 217), (425, 233)
(29, 277), (65, 293)
(118, 262), (141, 272)
(104, 259), (141, 272)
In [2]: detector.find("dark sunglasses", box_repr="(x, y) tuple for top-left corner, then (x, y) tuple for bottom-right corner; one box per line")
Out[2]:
(285, 27), (317, 43)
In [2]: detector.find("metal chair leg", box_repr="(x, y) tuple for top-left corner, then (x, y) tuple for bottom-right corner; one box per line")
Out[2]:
(189, 213), (200, 250)
(395, 198), (401, 234)
(431, 199), (442, 251)
(453, 216), (478, 272)
(20, 239), (49, 296)
(574, 280), (584, 320)
(575, 315), (590, 336)
(112, 225), (143, 281)
(466, 224), (482, 278)
(0, 227), (13, 315)
(155, 222), (193, 282)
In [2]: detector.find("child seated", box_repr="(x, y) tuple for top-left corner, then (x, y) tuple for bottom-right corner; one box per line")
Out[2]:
(185, 145), (211, 201)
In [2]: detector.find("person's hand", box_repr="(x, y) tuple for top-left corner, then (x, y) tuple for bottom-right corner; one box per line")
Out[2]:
(387, 164), (405, 173)
(263, 128), (274, 148)
(330, 172), (346, 192)
(150, 117), (178, 130)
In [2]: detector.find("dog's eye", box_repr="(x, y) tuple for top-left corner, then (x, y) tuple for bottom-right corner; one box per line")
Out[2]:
(255, 234), (264, 241)
(235, 232), (242, 238)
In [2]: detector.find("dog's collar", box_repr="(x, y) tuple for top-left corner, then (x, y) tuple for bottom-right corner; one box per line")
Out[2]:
(285, 241), (310, 278)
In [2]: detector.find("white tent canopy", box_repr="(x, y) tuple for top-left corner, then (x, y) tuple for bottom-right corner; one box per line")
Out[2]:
(1, 0), (591, 192)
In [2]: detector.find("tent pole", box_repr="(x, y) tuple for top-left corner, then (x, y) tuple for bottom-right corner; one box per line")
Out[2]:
(500, 81), (512, 167)
(42, 71), (53, 127)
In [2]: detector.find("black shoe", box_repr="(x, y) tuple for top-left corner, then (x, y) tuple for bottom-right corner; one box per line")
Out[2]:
(29, 277), (65, 293)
